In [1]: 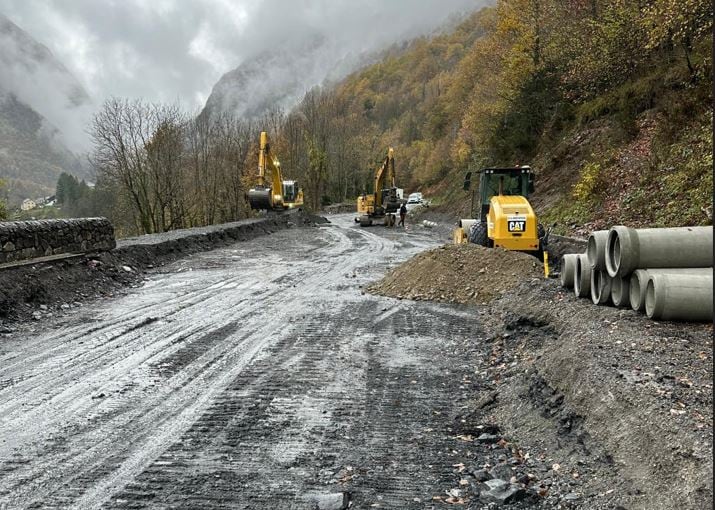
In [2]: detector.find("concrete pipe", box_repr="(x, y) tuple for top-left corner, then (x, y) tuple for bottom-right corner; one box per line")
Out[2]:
(574, 253), (591, 298)
(590, 268), (612, 305)
(605, 225), (713, 277)
(560, 253), (578, 289)
(629, 268), (712, 312)
(586, 230), (609, 271)
(645, 272), (714, 321)
(610, 274), (630, 307)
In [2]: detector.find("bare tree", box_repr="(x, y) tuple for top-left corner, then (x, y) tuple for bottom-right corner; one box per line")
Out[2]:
(91, 98), (255, 234)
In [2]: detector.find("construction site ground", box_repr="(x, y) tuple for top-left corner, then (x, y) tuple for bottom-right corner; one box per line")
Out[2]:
(0, 213), (711, 509)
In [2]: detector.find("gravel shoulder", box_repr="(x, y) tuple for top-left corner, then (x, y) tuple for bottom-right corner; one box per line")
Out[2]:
(369, 240), (713, 509)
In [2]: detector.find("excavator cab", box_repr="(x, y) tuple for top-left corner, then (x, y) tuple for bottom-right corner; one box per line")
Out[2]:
(381, 187), (400, 214)
(282, 181), (300, 204)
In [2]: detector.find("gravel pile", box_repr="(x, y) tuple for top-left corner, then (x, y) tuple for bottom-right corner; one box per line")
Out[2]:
(368, 243), (544, 305)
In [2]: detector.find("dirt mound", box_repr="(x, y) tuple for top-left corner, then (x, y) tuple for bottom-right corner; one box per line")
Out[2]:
(368, 243), (543, 305)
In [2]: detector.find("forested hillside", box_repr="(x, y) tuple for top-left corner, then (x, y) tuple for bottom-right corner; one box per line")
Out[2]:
(276, 0), (712, 232)
(40, 0), (710, 238)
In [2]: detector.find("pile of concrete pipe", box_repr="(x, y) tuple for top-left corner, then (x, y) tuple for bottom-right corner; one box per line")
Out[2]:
(559, 226), (713, 321)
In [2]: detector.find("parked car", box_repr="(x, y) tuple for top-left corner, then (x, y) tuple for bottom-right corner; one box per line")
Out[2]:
(407, 192), (423, 204)
(405, 192), (427, 211)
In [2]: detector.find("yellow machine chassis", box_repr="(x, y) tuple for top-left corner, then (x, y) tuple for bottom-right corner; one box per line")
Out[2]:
(487, 195), (539, 251)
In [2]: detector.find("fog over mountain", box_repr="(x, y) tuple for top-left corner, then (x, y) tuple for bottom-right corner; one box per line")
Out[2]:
(0, 13), (88, 203)
(202, 0), (487, 119)
(0, 0), (484, 122)
(0, 0), (486, 202)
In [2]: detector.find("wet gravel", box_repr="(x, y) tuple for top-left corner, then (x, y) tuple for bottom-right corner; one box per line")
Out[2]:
(0, 213), (710, 509)
(0, 214), (483, 509)
(0, 211), (324, 324)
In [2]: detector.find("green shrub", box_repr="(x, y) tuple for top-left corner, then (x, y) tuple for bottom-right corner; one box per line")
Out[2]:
(571, 162), (603, 202)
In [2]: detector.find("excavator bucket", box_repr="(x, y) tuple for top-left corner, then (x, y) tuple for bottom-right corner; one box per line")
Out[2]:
(248, 187), (273, 210)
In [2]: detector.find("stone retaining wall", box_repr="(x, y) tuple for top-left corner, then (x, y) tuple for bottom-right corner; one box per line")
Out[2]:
(0, 218), (116, 264)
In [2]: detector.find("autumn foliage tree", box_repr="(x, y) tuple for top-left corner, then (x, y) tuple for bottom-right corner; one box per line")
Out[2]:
(84, 0), (711, 232)
(283, 0), (711, 211)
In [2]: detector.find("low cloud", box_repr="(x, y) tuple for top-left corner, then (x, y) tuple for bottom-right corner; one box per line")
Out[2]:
(0, 0), (486, 149)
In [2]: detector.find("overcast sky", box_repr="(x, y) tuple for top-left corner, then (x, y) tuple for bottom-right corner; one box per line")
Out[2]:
(0, 0), (483, 112)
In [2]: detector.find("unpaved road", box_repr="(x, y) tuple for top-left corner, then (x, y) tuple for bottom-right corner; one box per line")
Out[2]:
(0, 215), (486, 509)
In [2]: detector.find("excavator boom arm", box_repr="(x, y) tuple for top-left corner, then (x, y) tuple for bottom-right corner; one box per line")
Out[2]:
(374, 147), (394, 207)
(258, 131), (284, 199)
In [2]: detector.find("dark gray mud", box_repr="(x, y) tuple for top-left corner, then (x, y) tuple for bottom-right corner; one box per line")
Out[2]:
(0, 214), (710, 510)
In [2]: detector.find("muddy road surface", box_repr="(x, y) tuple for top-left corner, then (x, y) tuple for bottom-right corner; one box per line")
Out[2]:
(0, 216), (490, 509)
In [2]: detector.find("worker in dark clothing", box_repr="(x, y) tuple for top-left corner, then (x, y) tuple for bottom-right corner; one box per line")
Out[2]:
(398, 202), (407, 227)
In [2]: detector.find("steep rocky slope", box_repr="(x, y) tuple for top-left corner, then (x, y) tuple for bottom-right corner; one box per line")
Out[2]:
(0, 13), (90, 205)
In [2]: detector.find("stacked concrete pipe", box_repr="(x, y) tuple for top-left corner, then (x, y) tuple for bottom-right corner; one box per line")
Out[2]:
(605, 226), (713, 321)
(574, 253), (591, 298)
(590, 268), (612, 305)
(610, 275), (630, 307)
(645, 273), (714, 321)
(586, 230), (611, 305)
(586, 230), (608, 271)
(629, 268), (713, 312)
(605, 226), (712, 277)
(560, 253), (578, 288)
(558, 225), (713, 321)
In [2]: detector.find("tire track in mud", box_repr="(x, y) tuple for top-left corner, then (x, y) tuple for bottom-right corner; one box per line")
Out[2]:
(106, 296), (482, 509)
(0, 217), (445, 508)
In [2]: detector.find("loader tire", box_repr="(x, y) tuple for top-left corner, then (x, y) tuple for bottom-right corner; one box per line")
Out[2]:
(468, 221), (489, 247)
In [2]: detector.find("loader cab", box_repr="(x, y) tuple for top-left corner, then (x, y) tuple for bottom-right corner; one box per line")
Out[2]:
(464, 167), (534, 221)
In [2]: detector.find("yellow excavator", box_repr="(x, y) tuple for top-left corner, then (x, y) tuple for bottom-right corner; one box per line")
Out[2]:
(454, 166), (551, 275)
(355, 147), (401, 227)
(248, 131), (304, 211)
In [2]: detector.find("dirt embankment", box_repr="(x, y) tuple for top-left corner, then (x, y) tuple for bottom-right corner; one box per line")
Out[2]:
(0, 211), (327, 325)
(368, 243), (543, 305)
(369, 243), (713, 509)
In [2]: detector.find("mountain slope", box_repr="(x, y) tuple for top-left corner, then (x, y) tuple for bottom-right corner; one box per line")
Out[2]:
(281, 1), (712, 232)
(0, 13), (91, 205)
(200, 3), (481, 122)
